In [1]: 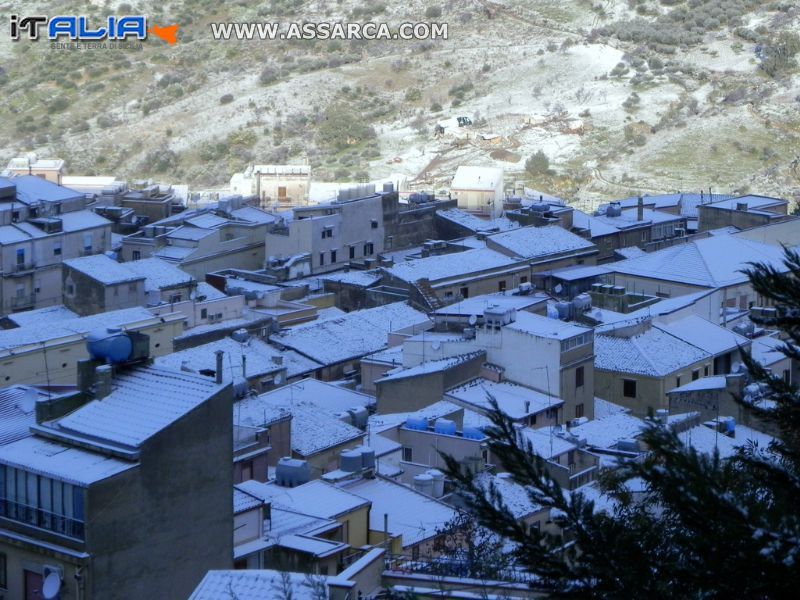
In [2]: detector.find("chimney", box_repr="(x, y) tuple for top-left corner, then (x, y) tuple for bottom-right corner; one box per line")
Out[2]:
(95, 365), (113, 400)
(637, 196), (644, 222)
(77, 359), (95, 395)
(215, 350), (224, 384)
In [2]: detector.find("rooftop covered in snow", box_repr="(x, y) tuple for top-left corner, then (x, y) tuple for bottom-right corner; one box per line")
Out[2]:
(446, 378), (563, 420)
(436, 208), (519, 233)
(237, 479), (370, 520)
(450, 165), (503, 191)
(384, 248), (520, 284)
(155, 336), (320, 381)
(342, 476), (459, 547)
(270, 302), (429, 365)
(505, 311), (592, 341)
(595, 319), (709, 377)
(486, 225), (596, 260)
(0, 436), (137, 486)
(235, 393), (364, 457)
(610, 236), (789, 288)
(0, 306), (166, 354)
(42, 365), (225, 451)
(189, 569), (349, 600)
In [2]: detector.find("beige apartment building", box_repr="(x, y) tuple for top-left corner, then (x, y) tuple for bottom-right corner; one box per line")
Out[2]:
(0, 176), (112, 316)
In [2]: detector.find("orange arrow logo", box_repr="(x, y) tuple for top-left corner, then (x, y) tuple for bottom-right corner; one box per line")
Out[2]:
(149, 24), (178, 44)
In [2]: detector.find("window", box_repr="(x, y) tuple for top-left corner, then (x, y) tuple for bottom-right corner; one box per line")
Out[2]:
(575, 403), (584, 418)
(363, 242), (374, 256)
(349, 246), (355, 260)
(460, 287), (469, 299)
(331, 249), (337, 263)
(53, 242), (62, 256)
(498, 280), (506, 292)
(371, 220), (379, 229)
(16, 248), (24, 266)
(575, 366), (584, 388)
(704, 365), (709, 376)
(83, 233), (93, 253)
(676, 376), (681, 388)
(201, 308), (208, 319)
(128, 282), (137, 292)
(623, 379), (637, 398)
(445, 291), (454, 298)
(132, 250), (141, 260)
(402, 447), (412, 462)
(319, 252), (325, 266)
(412, 546), (420, 560)
(0, 466), (85, 539)
(66, 284), (74, 295)
(561, 332), (593, 352)
(692, 369), (700, 381)
(169, 294), (182, 304)
(520, 276), (528, 284)
(321, 228), (333, 239)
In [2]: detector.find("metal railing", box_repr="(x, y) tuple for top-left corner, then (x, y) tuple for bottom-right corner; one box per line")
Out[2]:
(384, 553), (536, 584)
(0, 499), (85, 539)
(10, 294), (36, 309)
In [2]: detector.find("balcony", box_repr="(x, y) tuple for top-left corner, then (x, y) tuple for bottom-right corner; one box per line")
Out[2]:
(10, 293), (36, 310)
(0, 499), (85, 540)
(6, 261), (37, 276)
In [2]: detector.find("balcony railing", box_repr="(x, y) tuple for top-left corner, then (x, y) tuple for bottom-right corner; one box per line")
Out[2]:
(0, 499), (85, 540)
(14, 261), (36, 273)
(10, 293), (36, 309)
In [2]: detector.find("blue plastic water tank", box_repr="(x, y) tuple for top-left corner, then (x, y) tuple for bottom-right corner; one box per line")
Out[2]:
(434, 418), (457, 436)
(462, 426), (485, 440)
(86, 328), (133, 363)
(405, 416), (428, 431)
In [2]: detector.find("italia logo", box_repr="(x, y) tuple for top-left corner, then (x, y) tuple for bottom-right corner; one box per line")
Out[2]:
(9, 15), (178, 44)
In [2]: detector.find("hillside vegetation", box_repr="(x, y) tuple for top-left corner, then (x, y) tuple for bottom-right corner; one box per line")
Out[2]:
(1, 0), (798, 208)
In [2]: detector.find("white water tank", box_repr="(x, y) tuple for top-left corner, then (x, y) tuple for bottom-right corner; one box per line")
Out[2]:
(413, 473), (434, 496)
(427, 469), (445, 498)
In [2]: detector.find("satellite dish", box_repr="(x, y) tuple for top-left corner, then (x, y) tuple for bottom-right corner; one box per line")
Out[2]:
(468, 314), (478, 326)
(554, 283), (563, 294)
(431, 341), (442, 350)
(42, 572), (61, 600)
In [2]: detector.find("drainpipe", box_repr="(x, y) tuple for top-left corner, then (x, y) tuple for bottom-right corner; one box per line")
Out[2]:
(384, 513), (389, 551)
